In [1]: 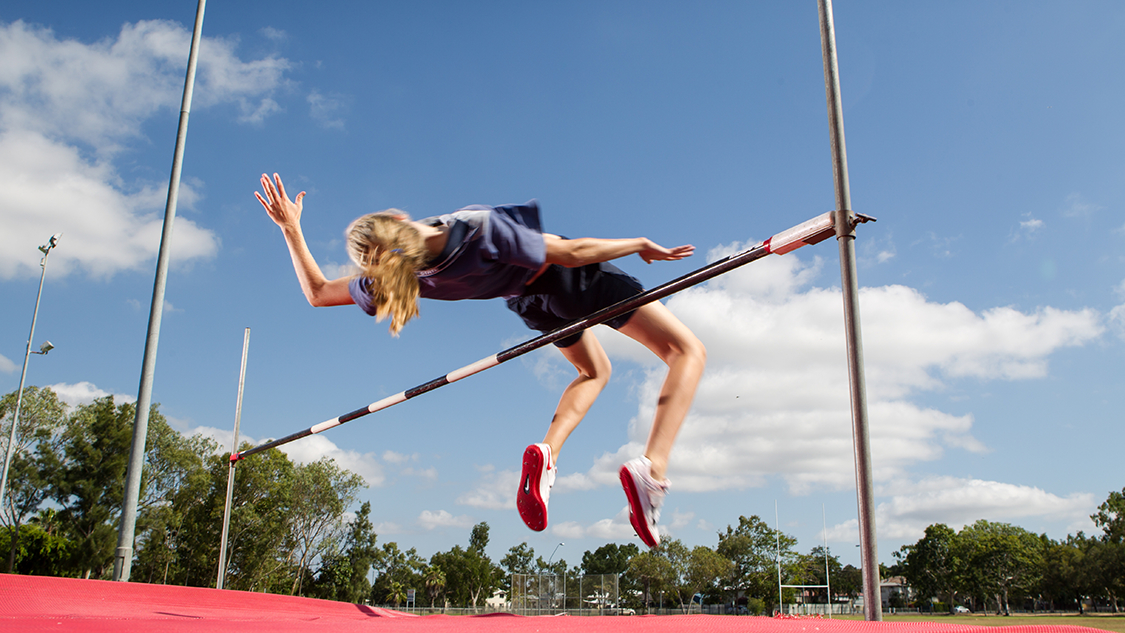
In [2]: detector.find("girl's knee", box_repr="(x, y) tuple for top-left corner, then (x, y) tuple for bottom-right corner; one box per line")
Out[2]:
(587, 355), (612, 384)
(678, 333), (707, 367)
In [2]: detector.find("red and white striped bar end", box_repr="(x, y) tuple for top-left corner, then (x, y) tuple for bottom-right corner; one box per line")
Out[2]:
(765, 211), (875, 255)
(765, 211), (835, 255)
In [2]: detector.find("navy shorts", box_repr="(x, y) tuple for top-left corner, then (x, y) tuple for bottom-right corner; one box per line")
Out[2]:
(506, 262), (644, 348)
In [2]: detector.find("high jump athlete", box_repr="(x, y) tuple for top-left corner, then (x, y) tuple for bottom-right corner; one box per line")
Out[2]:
(255, 172), (705, 548)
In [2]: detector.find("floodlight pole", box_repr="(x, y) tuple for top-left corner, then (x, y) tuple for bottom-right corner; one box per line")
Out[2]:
(0, 234), (60, 518)
(217, 328), (251, 590)
(113, 0), (207, 583)
(818, 0), (881, 621)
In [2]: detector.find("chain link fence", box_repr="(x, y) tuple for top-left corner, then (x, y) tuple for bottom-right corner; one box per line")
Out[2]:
(510, 574), (625, 616)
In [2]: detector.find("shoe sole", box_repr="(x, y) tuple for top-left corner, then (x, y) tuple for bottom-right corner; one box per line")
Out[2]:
(517, 445), (547, 532)
(619, 465), (658, 548)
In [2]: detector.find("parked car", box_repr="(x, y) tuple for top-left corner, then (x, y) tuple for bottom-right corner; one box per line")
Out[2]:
(953, 605), (970, 614)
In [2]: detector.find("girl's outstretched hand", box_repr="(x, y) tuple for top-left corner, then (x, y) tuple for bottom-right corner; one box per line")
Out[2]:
(639, 241), (694, 264)
(255, 173), (306, 229)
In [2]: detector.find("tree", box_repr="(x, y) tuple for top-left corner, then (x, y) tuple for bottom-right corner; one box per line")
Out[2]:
(835, 564), (863, 607)
(627, 550), (674, 612)
(581, 542), (640, 607)
(501, 542), (535, 576)
(684, 546), (733, 609)
(500, 542), (535, 597)
(424, 565), (446, 609)
(1040, 534), (1086, 611)
(372, 542), (426, 605)
(896, 523), (960, 612)
(1092, 488), (1125, 544)
(716, 515), (796, 612)
(285, 458), (366, 596)
(1085, 539), (1125, 612)
(955, 520), (1044, 614)
(430, 544), (496, 610)
(174, 445), (298, 592)
(791, 546), (842, 605)
(310, 501), (379, 602)
(0, 386), (67, 573)
(657, 538), (691, 609)
(469, 522), (490, 553)
(51, 397), (137, 579)
(130, 419), (216, 586)
(388, 579), (407, 607)
(581, 542), (639, 575)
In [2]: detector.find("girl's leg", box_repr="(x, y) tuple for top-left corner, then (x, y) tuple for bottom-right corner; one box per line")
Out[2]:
(542, 330), (613, 458)
(615, 301), (706, 481)
(519, 331), (611, 532)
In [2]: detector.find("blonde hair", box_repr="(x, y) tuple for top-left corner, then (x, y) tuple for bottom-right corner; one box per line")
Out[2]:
(345, 210), (428, 335)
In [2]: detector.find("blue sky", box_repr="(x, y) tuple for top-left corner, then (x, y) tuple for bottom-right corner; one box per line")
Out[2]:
(1, 1), (1122, 571)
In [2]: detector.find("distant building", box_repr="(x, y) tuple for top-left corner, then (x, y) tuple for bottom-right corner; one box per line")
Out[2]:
(881, 576), (911, 611)
(485, 589), (509, 611)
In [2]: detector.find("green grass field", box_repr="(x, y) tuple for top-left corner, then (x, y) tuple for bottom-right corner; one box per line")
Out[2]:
(835, 613), (1125, 632)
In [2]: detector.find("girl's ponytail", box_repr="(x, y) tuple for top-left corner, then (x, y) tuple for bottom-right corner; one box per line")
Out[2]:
(345, 211), (427, 335)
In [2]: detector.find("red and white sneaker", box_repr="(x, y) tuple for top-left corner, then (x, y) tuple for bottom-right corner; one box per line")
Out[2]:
(517, 443), (556, 532)
(619, 457), (669, 548)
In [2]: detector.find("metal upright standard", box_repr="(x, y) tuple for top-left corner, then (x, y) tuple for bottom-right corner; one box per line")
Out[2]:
(114, 0), (207, 583)
(0, 234), (60, 518)
(232, 210), (874, 462)
(217, 328), (251, 590)
(818, 0), (882, 621)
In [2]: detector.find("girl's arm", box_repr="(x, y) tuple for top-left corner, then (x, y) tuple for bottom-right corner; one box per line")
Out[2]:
(256, 173), (354, 307)
(543, 233), (694, 268)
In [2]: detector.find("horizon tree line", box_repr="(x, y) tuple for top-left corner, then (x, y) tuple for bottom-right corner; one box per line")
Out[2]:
(2, 386), (1121, 613)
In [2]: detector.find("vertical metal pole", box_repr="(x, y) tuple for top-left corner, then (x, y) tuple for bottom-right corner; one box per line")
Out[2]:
(113, 0), (207, 583)
(217, 328), (250, 589)
(817, 0), (881, 621)
(0, 237), (59, 516)
(823, 505), (832, 618)
(775, 501), (783, 614)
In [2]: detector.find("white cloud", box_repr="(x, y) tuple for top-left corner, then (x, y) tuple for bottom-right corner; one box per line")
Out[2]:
(382, 450), (416, 465)
(577, 507), (644, 542)
(279, 433), (386, 487)
(0, 19), (291, 280)
(669, 509), (694, 530)
(548, 507), (661, 545)
(823, 476), (1096, 542)
(182, 424), (243, 454)
(0, 129), (220, 279)
(457, 468), (518, 510)
(374, 521), (405, 535)
(1013, 214), (1044, 242)
(320, 261), (356, 281)
(418, 509), (475, 530)
(259, 27), (287, 42)
(0, 353), (15, 373)
(551, 521), (588, 540)
(1061, 193), (1102, 218)
(402, 466), (438, 480)
(1109, 304), (1125, 342)
(48, 381), (135, 408)
(1110, 278), (1125, 339)
(583, 246), (1101, 496)
(308, 90), (347, 129)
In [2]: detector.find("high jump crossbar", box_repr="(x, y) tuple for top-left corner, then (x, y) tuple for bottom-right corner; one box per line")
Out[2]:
(231, 210), (874, 462)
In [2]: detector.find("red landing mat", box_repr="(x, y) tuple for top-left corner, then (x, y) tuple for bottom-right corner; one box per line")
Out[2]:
(0, 575), (1106, 633)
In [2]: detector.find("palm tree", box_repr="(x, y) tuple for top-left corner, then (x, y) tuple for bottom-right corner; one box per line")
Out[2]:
(425, 566), (447, 610)
(389, 580), (407, 608)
